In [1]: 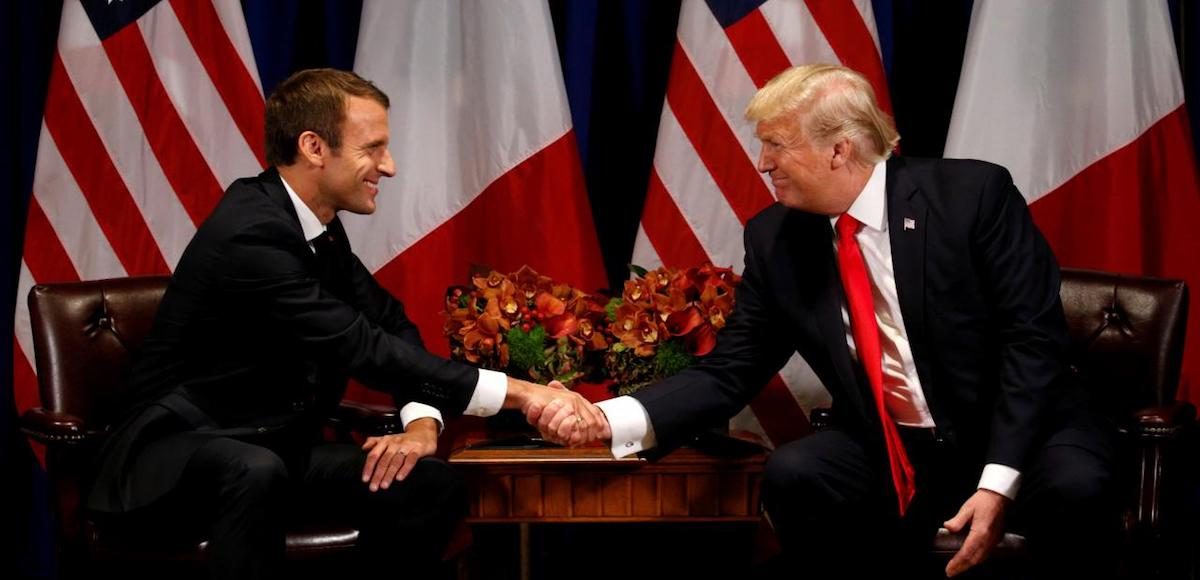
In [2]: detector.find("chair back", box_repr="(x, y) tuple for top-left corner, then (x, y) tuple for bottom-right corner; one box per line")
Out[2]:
(1059, 268), (1189, 415)
(28, 276), (169, 428)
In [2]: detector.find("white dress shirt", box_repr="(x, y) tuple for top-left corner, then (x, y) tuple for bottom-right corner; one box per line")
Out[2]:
(280, 176), (508, 430)
(598, 162), (1021, 499)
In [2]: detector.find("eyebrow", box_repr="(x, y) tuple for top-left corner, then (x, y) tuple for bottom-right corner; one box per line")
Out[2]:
(362, 138), (388, 150)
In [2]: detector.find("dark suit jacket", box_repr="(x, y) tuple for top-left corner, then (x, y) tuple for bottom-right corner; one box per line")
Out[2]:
(633, 157), (1098, 476)
(89, 168), (479, 513)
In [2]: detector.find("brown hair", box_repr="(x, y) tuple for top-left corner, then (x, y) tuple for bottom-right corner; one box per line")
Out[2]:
(264, 68), (390, 166)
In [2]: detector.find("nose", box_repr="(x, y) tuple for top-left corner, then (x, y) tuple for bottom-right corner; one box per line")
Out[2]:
(756, 148), (774, 173)
(379, 148), (396, 178)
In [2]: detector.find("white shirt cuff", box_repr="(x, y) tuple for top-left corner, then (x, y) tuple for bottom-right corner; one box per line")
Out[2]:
(462, 368), (507, 417)
(595, 396), (657, 458)
(978, 463), (1022, 500)
(398, 402), (444, 433)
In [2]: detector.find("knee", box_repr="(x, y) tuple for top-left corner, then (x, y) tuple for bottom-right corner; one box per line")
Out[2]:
(1041, 466), (1112, 512)
(219, 447), (288, 498)
(762, 441), (830, 505)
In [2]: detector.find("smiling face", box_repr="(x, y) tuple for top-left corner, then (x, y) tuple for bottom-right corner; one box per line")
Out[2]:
(754, 114), (843, 215)
(316, 95), (395, 216)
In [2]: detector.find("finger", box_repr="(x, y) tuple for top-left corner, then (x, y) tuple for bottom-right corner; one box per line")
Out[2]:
(945, 531), (986, 577)
(361, 444), (385, 483)
(395, 450), (420, 481)
(373, 448), (405, 491)
(545, 403), (575, 434)
(381, 448), (408, 488)
(524, 402), (544, 424)
(944, 504), (972, 533)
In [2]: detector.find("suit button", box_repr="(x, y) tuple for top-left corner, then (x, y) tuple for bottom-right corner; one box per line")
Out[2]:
(257, 427), (268, 433)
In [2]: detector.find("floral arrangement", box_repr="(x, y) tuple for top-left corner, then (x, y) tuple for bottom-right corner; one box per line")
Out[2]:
(603, 263), (741, 395)
(442, 266), (610, 386)
(442, 263), (741, 395)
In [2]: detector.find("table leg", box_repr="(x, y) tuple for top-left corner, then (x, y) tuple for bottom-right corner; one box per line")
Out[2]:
(519, 523), (531, 580)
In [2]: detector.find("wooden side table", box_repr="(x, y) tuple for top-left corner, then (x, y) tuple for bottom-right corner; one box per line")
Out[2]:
(449, 441), (768, 579)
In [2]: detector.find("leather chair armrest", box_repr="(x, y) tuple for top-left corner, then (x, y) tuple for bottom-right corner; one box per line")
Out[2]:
(1125, 401), (1196, 440)
(331, 401), (402, 436)
(19, 408), (104, 444)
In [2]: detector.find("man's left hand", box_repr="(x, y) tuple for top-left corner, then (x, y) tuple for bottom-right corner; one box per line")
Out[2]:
(943, 489), (1009, 577)
(361, 417), (438, 492)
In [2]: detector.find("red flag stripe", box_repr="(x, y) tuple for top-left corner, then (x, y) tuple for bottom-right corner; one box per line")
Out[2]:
(1030, 105), (1200, 402)
(750, 376), (813, 442)
(803, 0), (893, 115)
(103, 24), (225, 225)
(723, 9), (793, 89)
(44, 54), (170, 276)
(21, 197), (81, 284)
(666, 41), (776, 225)
(169, 0), (267, 166)
(640, 170), (712, 268)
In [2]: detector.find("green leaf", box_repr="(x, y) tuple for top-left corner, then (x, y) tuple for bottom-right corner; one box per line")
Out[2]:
(507, 326), (548, 370)
(627, 263), (648, 278)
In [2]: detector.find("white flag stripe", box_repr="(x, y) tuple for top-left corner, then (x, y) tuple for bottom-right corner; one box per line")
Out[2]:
(17, 0), (263, 410)
(209, 0), (263, 89)
(141, 1), (263, 191)
(945, 0), (1184, 203)
(677, 2), (773, 186)
(348, 0), (575, 271)
(757, 1), (842, 69)
(33, 130), (126, 281)
(654, 108), (748, 271)
(630, 224), (663, 272)
(15, 265), (40, 377)
(779, 352), (832, 412)
(52, 15), (194, 267)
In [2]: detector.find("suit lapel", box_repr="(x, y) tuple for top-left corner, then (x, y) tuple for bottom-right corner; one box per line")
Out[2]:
(885, 158), (933, 390)
(785, 214), (871, 419)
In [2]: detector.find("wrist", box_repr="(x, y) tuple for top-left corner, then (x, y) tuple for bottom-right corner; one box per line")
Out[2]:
(405, 417), (439, 435)
(502, 377), (531, 410)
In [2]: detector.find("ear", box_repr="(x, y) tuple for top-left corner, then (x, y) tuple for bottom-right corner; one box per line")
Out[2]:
(830, 139), (854, 170)
(296, 131), (327, 168)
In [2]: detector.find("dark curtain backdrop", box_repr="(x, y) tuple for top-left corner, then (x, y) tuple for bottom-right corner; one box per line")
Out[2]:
(7, 1), (1199, 577)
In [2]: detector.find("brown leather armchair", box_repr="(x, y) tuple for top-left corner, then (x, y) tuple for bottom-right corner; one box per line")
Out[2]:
(18, 276), (411, 578)
(809, 267), (1194, 577)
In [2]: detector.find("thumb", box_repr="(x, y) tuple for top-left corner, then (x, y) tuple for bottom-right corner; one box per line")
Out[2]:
(547, 380), (567, 391)
(944, 503), (972, 533)
(361, 436), (379, 451)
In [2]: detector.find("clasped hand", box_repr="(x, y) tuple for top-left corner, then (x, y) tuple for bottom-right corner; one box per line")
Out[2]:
(513, 379), (611, 447)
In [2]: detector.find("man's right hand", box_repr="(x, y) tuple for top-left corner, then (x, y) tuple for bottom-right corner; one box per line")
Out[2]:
(504, 378), (610, 446)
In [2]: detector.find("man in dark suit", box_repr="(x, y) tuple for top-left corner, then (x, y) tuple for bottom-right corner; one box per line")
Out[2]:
(532, 64), (1116, 578)
(88, 68), (608, 580)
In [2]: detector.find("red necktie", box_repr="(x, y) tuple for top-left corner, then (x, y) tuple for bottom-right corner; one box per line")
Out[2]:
(835, 214), (916, 516)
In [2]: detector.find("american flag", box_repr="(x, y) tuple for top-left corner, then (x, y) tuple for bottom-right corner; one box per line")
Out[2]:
(14, 0), (265, 435)
(629, 0), (893, 446)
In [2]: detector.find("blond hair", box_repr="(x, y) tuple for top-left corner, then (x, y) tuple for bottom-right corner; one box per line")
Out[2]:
(745, 64), (899, 164)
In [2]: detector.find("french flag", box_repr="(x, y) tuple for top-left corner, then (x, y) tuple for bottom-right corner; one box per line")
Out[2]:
(348, 0), (607, 404)
(944, 0), (1200, 403)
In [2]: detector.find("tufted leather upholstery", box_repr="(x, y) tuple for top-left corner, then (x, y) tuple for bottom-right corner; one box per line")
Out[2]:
(19, 276), (405, 576)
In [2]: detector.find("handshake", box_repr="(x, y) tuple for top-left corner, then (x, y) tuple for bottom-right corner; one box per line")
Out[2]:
(506, 377), (612, 447)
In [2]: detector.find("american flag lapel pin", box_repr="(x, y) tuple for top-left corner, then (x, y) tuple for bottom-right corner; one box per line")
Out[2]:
(903, 218), (916, 231)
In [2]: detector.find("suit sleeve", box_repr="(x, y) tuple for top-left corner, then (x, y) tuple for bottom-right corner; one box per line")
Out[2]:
(221, 218), (478, 417)
(971, 167), (1070, 469)
(631, 223), (796, 452)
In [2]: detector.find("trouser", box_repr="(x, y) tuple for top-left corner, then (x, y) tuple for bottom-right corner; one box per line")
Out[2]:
(760, 424), (1118, 579)
(103, 438), (466, 580)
